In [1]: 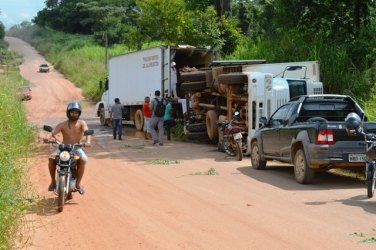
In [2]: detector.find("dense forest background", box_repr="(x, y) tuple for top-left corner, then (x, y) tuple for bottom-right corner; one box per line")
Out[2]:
(2, 0), (376, 111)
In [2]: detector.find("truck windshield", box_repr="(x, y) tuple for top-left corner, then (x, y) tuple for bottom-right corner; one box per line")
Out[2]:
(287, 80), (307, 98)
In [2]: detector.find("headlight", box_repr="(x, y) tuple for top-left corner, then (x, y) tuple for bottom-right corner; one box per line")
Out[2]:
(59, 151), (70, 161)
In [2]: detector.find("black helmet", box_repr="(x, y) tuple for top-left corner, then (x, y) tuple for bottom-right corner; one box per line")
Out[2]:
(66, 101), (82, 121)
(345, 112), (362, 136)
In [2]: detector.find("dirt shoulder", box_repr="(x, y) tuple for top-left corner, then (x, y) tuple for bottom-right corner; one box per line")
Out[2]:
(6, 36), (376, 250)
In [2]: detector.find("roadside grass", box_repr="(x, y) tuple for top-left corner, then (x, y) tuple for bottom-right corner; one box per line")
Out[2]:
(0, 48), (36, 249)
(124, 144), (145, 149)
(350, 230), (376, 244)
(146, 159), (180, 165)
(190, 168), (219, 176)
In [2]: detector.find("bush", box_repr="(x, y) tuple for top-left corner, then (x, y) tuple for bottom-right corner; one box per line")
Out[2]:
(0, 48), (35, 249)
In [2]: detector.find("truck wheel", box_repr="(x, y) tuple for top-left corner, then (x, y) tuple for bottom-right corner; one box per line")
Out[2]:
(206, 110), (218, 141)
(181, 81), (206, 91)
(251, 141), (267, 169)
(186, 123), (207, 132)
(180, 71), (206, 82)
(294, 149), (315, 184)
(134, 109), (144, 131)
(218, 73), (248, 85)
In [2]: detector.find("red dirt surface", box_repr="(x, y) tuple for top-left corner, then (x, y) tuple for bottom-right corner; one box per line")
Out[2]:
(6, 36), (376, 250)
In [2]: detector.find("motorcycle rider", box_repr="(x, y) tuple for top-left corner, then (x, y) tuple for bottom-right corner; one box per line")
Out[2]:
(46, 101), (91, 194)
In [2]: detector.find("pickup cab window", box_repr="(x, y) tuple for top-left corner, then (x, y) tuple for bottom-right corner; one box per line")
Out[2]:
(268, 104), (293, 127)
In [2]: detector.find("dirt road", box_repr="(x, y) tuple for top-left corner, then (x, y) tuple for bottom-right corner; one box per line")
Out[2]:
(6, 36), (376, 250)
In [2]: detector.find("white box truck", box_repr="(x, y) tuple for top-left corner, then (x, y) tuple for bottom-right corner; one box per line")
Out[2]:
(95, 45), (213, 129)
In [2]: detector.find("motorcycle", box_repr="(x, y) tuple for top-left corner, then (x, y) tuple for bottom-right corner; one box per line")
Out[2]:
(345, 113), (376, 198)
(217, 111), (245, 161)
(43, 125), (94, 212)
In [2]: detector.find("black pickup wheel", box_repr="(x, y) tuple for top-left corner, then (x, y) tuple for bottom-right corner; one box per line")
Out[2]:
(294, 149), (315, 184)
(251, 141), (267, 169)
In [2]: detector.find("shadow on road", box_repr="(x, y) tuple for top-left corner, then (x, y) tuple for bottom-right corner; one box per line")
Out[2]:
(237, 164), (365, 191)
(27, 196), (79, 216)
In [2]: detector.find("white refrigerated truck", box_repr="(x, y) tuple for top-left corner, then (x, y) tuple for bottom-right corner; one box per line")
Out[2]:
(95, 45), (213, 129)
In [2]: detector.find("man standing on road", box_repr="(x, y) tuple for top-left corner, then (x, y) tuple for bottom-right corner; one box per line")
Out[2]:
(149, 90), (166, 145)
(110, 98), (124, 140)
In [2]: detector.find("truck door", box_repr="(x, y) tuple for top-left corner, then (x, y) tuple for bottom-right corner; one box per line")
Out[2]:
(162, 47), (171, 97)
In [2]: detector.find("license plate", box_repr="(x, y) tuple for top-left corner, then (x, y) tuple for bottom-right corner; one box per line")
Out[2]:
(233, 132), (242, 140)
(349, 154), (366, 162)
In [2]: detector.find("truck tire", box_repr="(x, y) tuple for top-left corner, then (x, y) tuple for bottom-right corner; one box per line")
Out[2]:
(186, 123), (207, 132)
(218, 73), (248, 85)
(206, 110), (218, 141)
(134, 109), (144, 131)
(181, 81), (206, 91)
(294, 149), (315, 184)
(251, 141), (267, 169)
(180, 71), (206, 82)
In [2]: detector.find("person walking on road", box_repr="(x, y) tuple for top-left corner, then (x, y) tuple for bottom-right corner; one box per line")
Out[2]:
(110, 98), (124, 140)
(149, 90), (166, 145)
(143, 96), (152, 139)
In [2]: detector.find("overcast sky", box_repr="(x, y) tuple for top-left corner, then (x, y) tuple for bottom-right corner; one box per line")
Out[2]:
(0, 0), (46, 29)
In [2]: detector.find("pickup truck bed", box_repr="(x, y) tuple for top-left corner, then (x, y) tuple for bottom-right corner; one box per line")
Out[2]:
(250, 94), (376, 184)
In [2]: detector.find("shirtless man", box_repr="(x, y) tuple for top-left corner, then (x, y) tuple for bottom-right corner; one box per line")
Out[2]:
(47, 101), (91, 194)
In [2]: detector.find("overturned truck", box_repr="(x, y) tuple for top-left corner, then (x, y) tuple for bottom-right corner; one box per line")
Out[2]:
(181, 60), (324, 153)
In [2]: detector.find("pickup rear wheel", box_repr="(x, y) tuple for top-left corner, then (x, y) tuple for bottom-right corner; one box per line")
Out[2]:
(251, 141), (267, 169)
(294, 149), (315, 184)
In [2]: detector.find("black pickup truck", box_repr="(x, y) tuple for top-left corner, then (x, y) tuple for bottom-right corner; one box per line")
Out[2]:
(250, 94), (376, 184)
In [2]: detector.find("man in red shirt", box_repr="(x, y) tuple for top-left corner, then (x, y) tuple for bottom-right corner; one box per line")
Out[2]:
(142, 96), (152, 139)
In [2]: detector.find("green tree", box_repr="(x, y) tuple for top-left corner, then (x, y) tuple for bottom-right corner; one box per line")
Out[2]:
(136, 0), (186, 44)
(0, 22), (5, 39)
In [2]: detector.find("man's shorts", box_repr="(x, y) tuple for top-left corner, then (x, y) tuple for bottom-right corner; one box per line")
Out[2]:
(144, 117), (151, 133)
(49, 148), (88, 162)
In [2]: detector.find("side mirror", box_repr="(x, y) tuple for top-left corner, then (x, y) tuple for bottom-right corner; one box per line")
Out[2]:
(43, 125), (53, 132)
(84, 129), (94, 136)
(345, 112), (362, 136)
(234, 111), (240, 117)
(259, 117), (267, 126)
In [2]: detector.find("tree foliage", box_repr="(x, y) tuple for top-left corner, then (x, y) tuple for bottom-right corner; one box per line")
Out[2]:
(0, 22), (4, 40)
(26, 0), (376, 99)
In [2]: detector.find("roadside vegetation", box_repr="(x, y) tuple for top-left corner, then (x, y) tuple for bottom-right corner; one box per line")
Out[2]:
(0, 48), (35, 249)
(5, 1), (375, 117)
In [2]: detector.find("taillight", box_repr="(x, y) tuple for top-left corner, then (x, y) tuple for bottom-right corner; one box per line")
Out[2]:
(316, 129), (334, 145)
